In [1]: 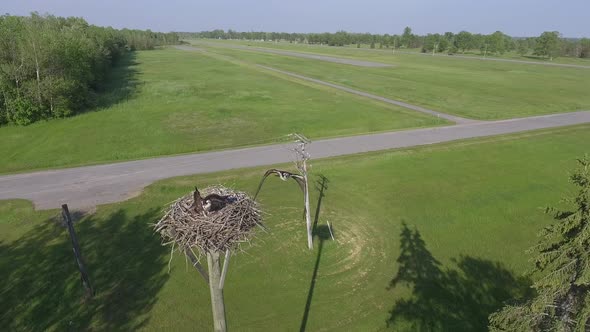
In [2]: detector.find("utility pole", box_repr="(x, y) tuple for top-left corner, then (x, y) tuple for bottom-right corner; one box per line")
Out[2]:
(291, 133), (313, 250)
(207, 250), (230, 332)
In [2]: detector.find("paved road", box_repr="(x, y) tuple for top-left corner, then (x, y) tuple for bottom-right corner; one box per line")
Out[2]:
(188, 42), (392, 67)
(1, 111), (589, 210)
(257, 65), (476, 124)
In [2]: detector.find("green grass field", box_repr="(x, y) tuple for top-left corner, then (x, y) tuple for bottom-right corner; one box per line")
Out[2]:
(195, 41), (590, 120)
(2, 124), (589, 331)
(0, 49), (441, 174)
(200, 39), (590, 66)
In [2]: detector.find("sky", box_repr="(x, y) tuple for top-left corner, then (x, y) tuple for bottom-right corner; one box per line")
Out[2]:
(3, 0), (589, 37)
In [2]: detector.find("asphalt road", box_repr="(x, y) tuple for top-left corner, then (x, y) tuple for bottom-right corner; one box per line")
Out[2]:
(2, 111), (589, 210)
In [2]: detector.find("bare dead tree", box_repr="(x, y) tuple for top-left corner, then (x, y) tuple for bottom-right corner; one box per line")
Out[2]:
(290, 133), (313, 250)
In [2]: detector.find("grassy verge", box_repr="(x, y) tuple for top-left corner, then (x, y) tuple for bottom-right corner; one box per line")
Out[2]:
(196, 41), (590, 120)
(1, 124), (589, 331)
(0, 48), (441, 174)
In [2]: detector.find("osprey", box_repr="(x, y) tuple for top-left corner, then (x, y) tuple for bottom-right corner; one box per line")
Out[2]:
(203, 193), (229, 212)
(192, 186), (230, 215)
(254, 169), (306, 200)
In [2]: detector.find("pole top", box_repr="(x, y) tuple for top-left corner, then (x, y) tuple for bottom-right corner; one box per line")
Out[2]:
(290, 133), (311, 144)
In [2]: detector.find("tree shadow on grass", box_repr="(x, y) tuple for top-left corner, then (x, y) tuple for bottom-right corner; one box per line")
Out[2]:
(0, 208), (168, 331)
(387, 222), (533, 332)
(92, 52), (142, 110)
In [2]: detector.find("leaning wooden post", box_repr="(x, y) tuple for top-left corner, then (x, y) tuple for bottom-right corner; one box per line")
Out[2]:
(207, 251), (227, 332)
(61, 204), (94, 298)
(186, 249), (209, 284)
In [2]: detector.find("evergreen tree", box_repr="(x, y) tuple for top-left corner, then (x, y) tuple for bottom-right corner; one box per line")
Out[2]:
(490, 156), (590, 332)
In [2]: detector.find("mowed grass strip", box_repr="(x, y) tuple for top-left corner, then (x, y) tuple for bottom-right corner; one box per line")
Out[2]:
(0, 48), (441, 174)
(200, 38), (590, 66)
(1, 124), (589, 331)
(201, 42), (590, 120)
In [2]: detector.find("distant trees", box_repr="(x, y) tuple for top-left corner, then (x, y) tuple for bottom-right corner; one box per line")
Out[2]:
(422, 34), (441, 53)
(489, 156), (590, 331)
(401, 26), (414, 48)
(0, 13), (179, 125)
(580, 38), (590, 58)
(328, 30), (350, 46)
(422, 32), (458, 54)
(516, 40), (529, 55)
(185, 28), (590, 59)
(534, 31), (562, 60)
(486, 31), (509, 55)
(454, 31), (473, 53)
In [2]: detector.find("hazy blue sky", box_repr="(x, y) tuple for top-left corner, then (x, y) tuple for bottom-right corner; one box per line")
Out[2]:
(3, 0), (589, 37)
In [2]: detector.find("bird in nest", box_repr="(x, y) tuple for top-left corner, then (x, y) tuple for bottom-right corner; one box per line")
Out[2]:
(192, 187), (230, 215)
(254, 169), (306, 200)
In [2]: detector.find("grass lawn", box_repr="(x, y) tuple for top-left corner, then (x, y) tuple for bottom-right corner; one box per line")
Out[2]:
(196, 41), (590, 120)
(200, 39), (590, 66)
(0, 48), (441, 174)
(2, 124), (589, 331)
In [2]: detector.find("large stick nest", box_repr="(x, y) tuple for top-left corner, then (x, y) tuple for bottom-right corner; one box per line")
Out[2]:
(155, 185), (262, 254)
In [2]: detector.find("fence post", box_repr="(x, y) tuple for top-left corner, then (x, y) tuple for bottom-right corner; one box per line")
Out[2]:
(62, 204), (94, 298)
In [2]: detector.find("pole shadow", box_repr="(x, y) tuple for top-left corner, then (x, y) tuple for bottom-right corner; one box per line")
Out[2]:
(299, 225), (332, 332)
(386, 222), (534, 331)
(312, 174), (329, 233)
(300, 174), (330, 332)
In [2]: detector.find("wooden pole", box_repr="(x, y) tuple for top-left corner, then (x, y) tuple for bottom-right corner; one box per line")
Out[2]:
(207, 251), (227, 332)
(61, 204), (94, 298)
(303, 160), (313, 250)
(219, 250), (231, 289)
(186, 249), (209, 284)
(327, 221), (335, 241)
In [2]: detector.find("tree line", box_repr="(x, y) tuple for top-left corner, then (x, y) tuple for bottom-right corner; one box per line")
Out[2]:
(0, 13), (180, 126)
(182, 27), (590, 60)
